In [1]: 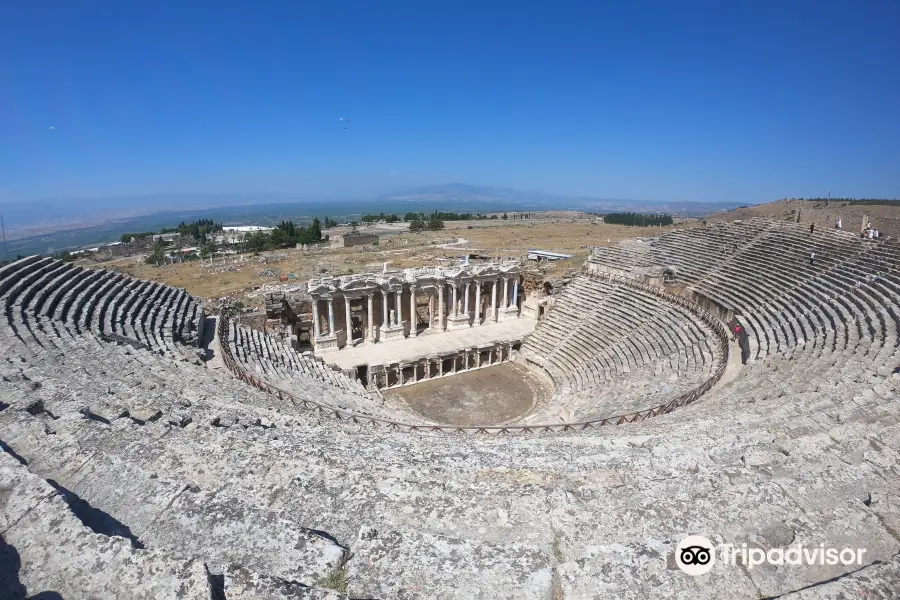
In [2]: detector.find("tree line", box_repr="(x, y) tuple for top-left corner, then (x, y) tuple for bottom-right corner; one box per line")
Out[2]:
(121, 218), (223, 243)
(144, 218), (325, 265)
(408, 214), (445, 232)
(601, 212), (674, 227)
(361, 213), (402, 223)
(248, 219), (324, 250)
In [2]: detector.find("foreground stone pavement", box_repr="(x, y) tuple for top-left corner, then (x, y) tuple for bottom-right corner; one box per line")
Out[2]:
(1, 220), (899, 599)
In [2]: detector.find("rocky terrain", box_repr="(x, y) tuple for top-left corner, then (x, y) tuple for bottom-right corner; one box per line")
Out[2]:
(1, 219), (899, 598)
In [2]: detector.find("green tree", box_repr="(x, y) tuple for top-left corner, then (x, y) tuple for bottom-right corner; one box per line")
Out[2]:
(308, 217), (322, 242)
(245, 231), (269, 252)
(200, 240), (217, 258)
(145, 241), (167, 266)
(270, 227), (288, 248)
(426, 214), (444, 231)
(501, 213), (508, 220)
(52, 250), (75, 262)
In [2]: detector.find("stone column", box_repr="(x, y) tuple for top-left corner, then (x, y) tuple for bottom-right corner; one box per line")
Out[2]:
(502, 277), (509, 308)
(367, 293), (374, 342)
(438, 283), (446, 331)
(398, 365), (404, 386)
(381, 291), (388, 328)
(344, 296), (352, 343)
(464, 282), (470, 319)
(428, 292), (434, 330)
(312, 298), (321, 338)
(327, 298), (335, 334)
(491, 278), (499, 321)
(394, 291), (402, 326)
(512, 278), (519, 313)
(439, 357), (444, 376)
(409, 286), (417, 337)
(474, 282), (482, 325)
(451, 283), (458, 317)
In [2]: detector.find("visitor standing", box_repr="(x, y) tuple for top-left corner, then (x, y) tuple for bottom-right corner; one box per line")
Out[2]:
(809, 251), (815, 266)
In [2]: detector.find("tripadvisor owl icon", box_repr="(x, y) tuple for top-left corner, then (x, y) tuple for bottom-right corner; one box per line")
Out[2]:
(676, 535), (716, 576)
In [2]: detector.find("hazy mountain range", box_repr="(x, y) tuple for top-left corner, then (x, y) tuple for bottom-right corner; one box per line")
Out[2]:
(375, 183), (747, 215)
(0, 184), (753, 257)
(0, 183), (752, 240)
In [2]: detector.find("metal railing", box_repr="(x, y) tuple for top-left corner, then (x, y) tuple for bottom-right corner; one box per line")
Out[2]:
(216, 269), (730, 434)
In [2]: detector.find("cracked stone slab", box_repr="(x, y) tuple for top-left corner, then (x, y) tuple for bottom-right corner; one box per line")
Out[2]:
(349, 527), (553, 600)
(224, 564), (347, 599)
(777, 552), (900, 599)
(1, 450), (211, 600)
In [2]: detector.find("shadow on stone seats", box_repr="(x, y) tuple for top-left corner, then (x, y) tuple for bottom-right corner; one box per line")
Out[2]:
(200, 316), (217, 361)
(0, 534), (65, 600)
(44, 479), (144, 549)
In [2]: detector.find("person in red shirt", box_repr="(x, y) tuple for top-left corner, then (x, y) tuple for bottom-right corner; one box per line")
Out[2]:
(732, 324), (742, 341)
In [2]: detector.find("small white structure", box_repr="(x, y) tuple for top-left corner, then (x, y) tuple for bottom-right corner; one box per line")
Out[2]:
(222, 225), (273, 233)
(527, 249), (573, 262)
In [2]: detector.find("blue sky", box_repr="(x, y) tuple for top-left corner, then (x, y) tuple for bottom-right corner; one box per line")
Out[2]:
(1, 0), (898, 205)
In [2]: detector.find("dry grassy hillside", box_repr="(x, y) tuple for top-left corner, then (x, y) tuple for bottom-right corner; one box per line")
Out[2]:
(708, 198), (900, 237)
(93, 216), (696, 307)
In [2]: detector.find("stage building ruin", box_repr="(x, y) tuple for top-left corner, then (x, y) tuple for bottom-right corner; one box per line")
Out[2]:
(302, 262), (535, 389)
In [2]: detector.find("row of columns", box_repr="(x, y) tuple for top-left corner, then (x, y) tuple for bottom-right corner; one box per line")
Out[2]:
(369, 342), (515, 389)
(439, 276), (519, 325)
(311, 275), (521, 345)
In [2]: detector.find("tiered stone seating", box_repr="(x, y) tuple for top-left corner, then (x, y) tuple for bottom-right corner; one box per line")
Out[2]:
(521, 275), (724, 422)
(589, 220), (896, 365)
(2, 229), (900, 600)
(222, 318), (409, 421)
(0, 259), (203, 358)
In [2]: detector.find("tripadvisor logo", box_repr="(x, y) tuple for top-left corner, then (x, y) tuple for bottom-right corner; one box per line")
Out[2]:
(675, 535), (869, 576)
(675, 535), (715, 576)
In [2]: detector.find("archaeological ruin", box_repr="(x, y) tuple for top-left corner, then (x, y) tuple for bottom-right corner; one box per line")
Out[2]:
(2, 218), (900, 598)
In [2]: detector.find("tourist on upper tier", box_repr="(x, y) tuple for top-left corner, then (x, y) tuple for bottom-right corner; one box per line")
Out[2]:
(810, 223), (815, 235)
(836, 218), (842, 229)
(809, 252), (815, 266)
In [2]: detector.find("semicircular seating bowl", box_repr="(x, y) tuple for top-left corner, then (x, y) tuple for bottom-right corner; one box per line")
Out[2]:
(2, 223), (900, 600)
(520, 274), (726, 424)
(220, 316), (428, 422)
(2, 256), (205, 359)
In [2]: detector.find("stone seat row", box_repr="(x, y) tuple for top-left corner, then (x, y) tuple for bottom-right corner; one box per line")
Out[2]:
(223, 319), (412, 421)
(523, 277), (718, 379)
(589, 220), (899, 366)
(0, 257), (401, 425)
(4, 242), (900, 597)
(521, 275), (722, 421)
(1, 258), (204, 358)
(3, 274), (900, 597)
